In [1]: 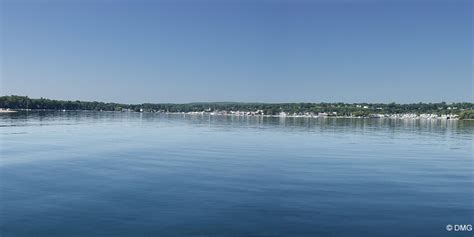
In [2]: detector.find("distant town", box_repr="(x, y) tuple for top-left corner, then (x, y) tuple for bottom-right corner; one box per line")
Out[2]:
(1, 95), (473, 120)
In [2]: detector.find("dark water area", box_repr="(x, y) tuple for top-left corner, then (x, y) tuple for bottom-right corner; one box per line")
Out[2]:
(1, 111), (472, 236)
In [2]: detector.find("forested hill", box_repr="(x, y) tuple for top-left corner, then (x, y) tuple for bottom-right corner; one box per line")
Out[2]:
(1, 95), (473, 118)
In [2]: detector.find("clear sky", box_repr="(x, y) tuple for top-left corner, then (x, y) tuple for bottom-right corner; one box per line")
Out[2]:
(1, 0), (472, 103)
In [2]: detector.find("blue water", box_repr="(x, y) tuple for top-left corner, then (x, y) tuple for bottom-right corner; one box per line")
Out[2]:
(0, 112), (472, 237)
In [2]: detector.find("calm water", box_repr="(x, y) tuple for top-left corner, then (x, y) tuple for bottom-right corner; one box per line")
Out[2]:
(0, 112), (472, 237)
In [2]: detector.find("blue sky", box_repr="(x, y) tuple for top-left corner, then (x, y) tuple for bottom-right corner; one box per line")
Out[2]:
(1, 0), (472, 103)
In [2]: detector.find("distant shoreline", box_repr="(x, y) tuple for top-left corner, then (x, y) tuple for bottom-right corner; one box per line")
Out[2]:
(3, 109), (470, 121)
(1, 95), (473, 120)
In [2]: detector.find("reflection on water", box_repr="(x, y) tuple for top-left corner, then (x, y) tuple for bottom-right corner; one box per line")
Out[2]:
(0, 111), (473, 237)
(2, 111), (473, 134)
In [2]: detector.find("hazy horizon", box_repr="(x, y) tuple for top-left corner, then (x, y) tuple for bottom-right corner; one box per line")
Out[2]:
(2, 94), (473, 105)
(1, 0), (472, 104)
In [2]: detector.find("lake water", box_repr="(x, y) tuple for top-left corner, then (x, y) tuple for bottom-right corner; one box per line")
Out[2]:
(0, 112), (472, 237)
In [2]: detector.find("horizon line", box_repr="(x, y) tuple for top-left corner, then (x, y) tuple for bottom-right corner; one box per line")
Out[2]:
(2, 95), (473, 105)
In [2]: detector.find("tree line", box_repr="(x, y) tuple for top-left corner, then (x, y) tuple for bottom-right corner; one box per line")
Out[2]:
(1, 95), (473, 117)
